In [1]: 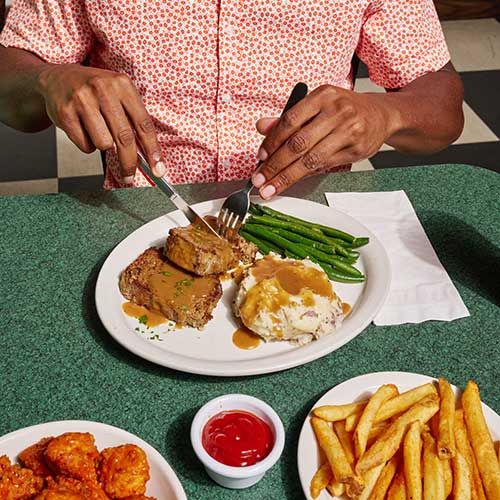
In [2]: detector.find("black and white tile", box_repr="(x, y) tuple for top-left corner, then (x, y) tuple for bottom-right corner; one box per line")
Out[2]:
(0, 18), (498, 196)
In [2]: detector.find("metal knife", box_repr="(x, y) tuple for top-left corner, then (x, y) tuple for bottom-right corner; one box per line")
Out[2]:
(136, 151), (223, 240)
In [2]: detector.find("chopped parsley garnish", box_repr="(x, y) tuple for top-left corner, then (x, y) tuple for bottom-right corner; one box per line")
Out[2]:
(180, 305), (189, 312)
(138, 315), (148, 325)
(160, 271), (172, 277)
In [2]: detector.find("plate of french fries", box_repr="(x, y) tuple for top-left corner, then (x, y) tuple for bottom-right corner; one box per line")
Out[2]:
(298, 371), (500, 500)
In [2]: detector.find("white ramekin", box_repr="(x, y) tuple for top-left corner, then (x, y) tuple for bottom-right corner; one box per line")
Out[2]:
(190, 393), (285, 489)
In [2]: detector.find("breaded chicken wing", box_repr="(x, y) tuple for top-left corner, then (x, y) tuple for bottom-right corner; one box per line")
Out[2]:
(18, 437), (54, 477)
(34, 478), (84, 500)
(43, 477), (109, 500)
(121, 496), (156, 500)
(98, 445), (149, 498)
(44, 433), (99, 482)
(0, 454), (44, 500)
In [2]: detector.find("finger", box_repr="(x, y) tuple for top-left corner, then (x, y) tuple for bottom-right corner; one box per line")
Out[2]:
(56, 106), (96, 154)
(256, 117), (279, 135)
(97, 94), (138, 183)
(121, 89), (165, 177)
(75, 93), (114, 152)
(259, 131), (353, 199)
(258, 92), (323, 160)
(252, 111), (337, 188)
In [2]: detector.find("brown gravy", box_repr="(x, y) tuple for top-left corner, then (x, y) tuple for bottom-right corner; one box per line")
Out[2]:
(232, 326), (261, 350)
(122, 302), (167, 327)
(342, 302), (351, 317)
(240, 256), (336, 326)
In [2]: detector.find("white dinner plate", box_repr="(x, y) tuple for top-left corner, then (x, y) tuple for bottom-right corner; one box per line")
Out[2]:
(0, 420), (186, 500)
(95, 196), (390, 376)
(297, 371), (500, 500)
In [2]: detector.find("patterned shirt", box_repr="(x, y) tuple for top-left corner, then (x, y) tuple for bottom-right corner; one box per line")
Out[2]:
(1, 0), (450, 188)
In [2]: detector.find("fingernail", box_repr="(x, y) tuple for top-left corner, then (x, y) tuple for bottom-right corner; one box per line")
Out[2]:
(154, 161), (166, 177)
(257, 147), (268, 161)
(260, 184), (276, 199)
(123, 175), (135, 184)
(252, 172), (266, 188)
(152, 151), (162, 162)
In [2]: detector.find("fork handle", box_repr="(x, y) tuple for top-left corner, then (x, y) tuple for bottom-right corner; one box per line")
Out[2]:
(246, 82), (309, 194)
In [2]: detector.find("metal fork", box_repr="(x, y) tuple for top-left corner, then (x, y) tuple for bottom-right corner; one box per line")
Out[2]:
(217, 82), (308, 238)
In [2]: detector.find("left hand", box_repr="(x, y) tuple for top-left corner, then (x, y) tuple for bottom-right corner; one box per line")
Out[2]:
(252, 85), (397, 198)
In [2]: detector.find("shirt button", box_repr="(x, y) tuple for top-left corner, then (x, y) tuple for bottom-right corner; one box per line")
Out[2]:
(221, 93), (232, 103)
(222, 160), (231, 169)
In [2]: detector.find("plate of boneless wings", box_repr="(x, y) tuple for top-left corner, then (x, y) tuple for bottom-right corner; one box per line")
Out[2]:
(0, 420), (186, 500)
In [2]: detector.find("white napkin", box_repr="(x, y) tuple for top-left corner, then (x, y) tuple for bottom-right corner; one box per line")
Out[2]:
(325, 190), (470, 325)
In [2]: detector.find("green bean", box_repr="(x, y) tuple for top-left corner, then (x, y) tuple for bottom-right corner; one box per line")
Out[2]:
(254, 204), (357, 244)
(242, 224), (311, 258)
(246, 215), (350, 257)
(297, 244), (364, 278)
(239, 231), (272, 255)
(266, 227), (358, 263)
(351, 237), (370, 248)
(249, 203), (264, 216)
(319, 262), (366, 283)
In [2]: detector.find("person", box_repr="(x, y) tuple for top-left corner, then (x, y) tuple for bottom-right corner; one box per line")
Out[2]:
(0, 0), (463, 199)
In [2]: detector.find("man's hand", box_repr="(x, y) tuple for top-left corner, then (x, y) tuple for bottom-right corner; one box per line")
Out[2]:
(252, 85), (395, 198)
(37, 64), (164, 183)
(253, 64), (464, 199)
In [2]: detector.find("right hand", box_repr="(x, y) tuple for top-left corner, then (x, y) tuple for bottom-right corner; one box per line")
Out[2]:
(36, 64), (164, 183)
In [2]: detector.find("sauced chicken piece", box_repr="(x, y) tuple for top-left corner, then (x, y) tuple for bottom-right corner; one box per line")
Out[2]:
(44, 433), (99, 482)
(35, 490), (83, 500)
(119, 248), (222, 329)
(18, 437), (54, 478)
(98, 445), (149, 499)
(165, 220), (238, 276)
(121, 496), (156, 500)
(0, 454), (44, 500)
(39, 477), (109, 500)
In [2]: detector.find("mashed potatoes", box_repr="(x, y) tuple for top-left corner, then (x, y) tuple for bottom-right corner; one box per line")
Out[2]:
(233, 255), (343, 345)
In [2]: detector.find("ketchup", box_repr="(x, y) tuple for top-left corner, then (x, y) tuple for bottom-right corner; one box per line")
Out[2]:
(202, 410), (274, 467)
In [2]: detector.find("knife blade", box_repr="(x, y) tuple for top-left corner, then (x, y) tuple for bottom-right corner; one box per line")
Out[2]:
(136, 151), (223, 240)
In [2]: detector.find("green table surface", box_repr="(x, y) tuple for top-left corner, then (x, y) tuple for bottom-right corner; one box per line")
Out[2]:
(1, 164), (499, 499)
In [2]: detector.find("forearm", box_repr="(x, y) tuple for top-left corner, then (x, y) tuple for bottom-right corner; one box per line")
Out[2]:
(0, 45), (52, 132)
(374, 63), (464, 154)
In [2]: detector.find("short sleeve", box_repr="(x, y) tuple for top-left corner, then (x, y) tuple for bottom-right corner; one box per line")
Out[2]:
(356, 0), (450, 89)
(0, 0), (94, 64)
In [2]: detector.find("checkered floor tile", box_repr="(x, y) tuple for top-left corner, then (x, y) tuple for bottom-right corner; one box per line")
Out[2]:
(0, 18), (498, 196)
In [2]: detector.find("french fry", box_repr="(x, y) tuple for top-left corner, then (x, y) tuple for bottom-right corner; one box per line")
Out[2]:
(333, 421), (355, 467)
(455, 408), (487, 500)
(422, 431), (445, 500)
(387, 469), (407, 500)
(438, 378), (456, 459)
(367, 423), (389, 448)
(498, 441), (500, 466)
(355, 394), (439, 474)
(310, 462), (333, 499)
(453, 451), (472, 500)
(442, 456), (453, 499)
(462, 381), (500, 500)
(374, 383), (437, 424)
(404, 421), (423, 500)
(370, 453), (400, 500)
(326, 481), (345, 497)
(311, 417), (364, 494)
(313, 402), (367, 422)
(354, 462), (385, 500)
(354, 384), (399, 459)
(345, 410), (362, 432)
